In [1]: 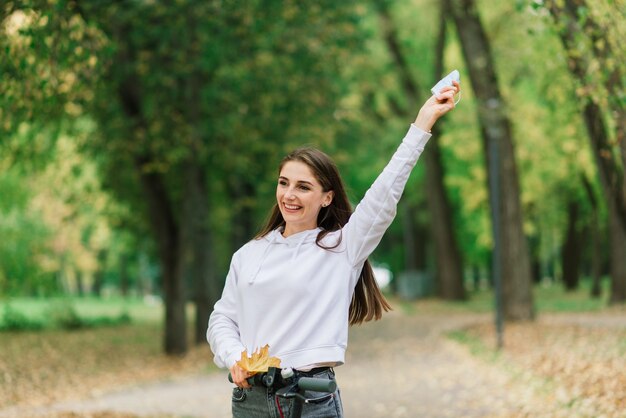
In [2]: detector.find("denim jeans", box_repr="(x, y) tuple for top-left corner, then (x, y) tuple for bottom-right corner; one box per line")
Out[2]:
(231, 369), (344, 418)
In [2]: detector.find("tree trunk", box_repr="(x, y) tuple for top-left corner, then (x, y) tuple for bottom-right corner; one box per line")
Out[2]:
(229, 178), (257, 252)
(76, 271), (85, 297)
(72, 3), (189, 353)
(448, 0), (534, 320)
(528, 233), (542, 284)
(376, 0), (465, 300)
(116, 73), (187, 355)
(425, 130), (466, 300)
(92, 249), (107, 297)
(582, 174), (603, 298)
(547, 2), (626, 304)
(57, 256), (69, 294)
(589, 215), (603, 298)
(563, 0), (626, 183)
(583, 98), (626, 305)
(136, 161), (187, 355)
(119, 253), (129, 297)
(401, 201), (421, 271)
(181, 50), (220, 345)
(546, 0), (626, 233)
(426, 6), (465, 301)
(609, 201), (626, 304)
(561, 201), (581, 291)
(138, 251), (154, 296)
(179, 162), (219, 345)
(193, 220), (221, 345)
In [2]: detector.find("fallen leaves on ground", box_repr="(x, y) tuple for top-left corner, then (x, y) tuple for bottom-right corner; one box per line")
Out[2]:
(0, 324), (215, 409)
(464, 313), (626, 418)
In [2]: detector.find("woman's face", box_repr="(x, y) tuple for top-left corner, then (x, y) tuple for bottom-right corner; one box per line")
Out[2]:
(276, 161), (333, 237)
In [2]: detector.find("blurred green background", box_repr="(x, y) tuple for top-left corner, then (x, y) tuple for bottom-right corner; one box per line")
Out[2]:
(1, 0), (625, 354)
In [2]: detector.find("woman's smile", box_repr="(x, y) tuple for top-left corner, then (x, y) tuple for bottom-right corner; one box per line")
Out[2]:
(283, 203), (302, 212)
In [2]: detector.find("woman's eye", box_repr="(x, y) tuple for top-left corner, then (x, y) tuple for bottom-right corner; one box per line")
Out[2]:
(298, 185), (310, 191)
(278, 180), (287, 186)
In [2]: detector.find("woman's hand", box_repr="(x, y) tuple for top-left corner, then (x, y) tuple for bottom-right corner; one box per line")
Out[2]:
(413, 81), (460, 132)
(229, 363), (252, 388)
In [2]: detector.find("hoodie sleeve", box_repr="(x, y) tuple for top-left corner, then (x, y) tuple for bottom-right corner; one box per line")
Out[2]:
(206, 254), (246, 369)
(343, 124), (431, 267)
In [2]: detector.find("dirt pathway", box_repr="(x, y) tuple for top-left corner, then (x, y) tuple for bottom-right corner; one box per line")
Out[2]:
(0, 311), (552, 418)
(336, 312), (542, 418)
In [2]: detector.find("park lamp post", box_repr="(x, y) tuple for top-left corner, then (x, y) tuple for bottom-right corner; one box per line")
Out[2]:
(486, 101), (504, 350)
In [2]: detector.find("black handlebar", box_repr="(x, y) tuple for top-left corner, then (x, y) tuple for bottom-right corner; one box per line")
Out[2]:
(227, 368), (336, 393)
(228, 372), (267, 386)
(296, 376), (337, 393)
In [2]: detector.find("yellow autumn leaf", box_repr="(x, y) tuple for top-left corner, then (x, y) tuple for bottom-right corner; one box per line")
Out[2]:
(236, 344), (281, 374)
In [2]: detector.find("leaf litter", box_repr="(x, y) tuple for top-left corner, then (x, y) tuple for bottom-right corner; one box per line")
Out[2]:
(462, 312), (626, 417)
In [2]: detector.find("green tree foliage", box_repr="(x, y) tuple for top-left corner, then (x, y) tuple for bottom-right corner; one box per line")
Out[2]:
(0, 2), (107, 138)
(484, 1), (600, 283)
(2, 0), (373, 353)
(536, 0), (626, 302)
(0, 168), (50, 295)
(2, 0), (625, 348)
(0, 121), (124, 297)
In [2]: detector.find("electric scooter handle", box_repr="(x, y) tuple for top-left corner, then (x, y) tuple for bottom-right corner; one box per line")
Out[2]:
(228, 372), (264, 386)
(228, 372), (336, 393)
(296, 376), (337, 393)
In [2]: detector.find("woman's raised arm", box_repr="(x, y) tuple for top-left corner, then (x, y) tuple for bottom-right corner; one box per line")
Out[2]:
(342, 82), (460, 267)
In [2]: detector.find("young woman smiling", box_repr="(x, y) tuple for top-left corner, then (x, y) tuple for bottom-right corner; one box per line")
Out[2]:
(208, 81), (460, 418)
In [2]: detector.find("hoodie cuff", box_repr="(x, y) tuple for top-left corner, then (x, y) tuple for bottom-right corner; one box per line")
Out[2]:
(404, 123), (432, 150)
(227, 348), (244, 368)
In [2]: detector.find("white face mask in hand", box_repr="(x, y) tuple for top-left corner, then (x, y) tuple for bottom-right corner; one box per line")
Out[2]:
(431, 69), (462, 105)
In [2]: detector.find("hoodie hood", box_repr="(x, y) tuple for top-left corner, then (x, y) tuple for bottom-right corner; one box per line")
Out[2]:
(248, 227), (322, 284)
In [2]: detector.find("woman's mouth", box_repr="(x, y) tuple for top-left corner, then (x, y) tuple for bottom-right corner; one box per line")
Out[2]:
(283, 203), (302, 212)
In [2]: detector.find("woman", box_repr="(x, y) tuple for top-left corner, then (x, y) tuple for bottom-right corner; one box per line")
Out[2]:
(208, 81), (460, 417)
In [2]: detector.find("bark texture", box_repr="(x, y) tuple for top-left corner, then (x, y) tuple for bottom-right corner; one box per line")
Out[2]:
(448, 0), (534, 319)
(547, 0), (626, 303)
(376, 0), (465, 300)
(561, 201), (581, 291)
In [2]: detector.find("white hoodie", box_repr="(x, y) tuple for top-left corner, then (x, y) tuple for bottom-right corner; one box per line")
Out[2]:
(207, 124), (431, 369)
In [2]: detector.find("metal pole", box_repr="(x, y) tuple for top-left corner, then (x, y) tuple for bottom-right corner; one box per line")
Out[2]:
(488, 127), (504, 350)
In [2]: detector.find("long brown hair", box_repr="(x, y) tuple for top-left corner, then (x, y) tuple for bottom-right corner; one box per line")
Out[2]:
(256, 147), (392, 325)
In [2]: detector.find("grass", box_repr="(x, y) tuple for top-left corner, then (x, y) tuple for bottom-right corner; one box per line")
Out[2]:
(533, 280), (611, 312)
(3, 277), (614, 330)
(0, 295), (164, 331)
(446, 328), (501, 361)
(396, 277), (613, 315)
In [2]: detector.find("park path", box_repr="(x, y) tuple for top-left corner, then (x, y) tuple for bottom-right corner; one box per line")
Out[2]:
(0, 310), (550, 418)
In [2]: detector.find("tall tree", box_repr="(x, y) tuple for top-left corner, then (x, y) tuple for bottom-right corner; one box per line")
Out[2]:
(71, 1), (367, 353)
(582, 175), (603, 298)
(561, 200), (581, 290)
(545, 0), (626, 303)
(447, 0), (534, 319)
(375, 0), (465, 300)
(426, 3), (466, 300)
(2, 1), (370, 352)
